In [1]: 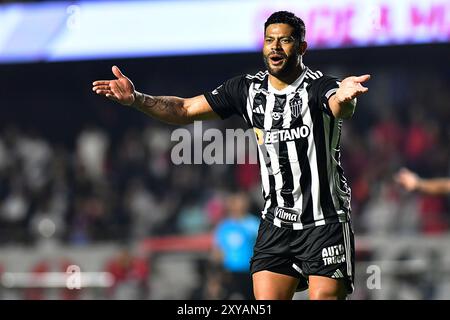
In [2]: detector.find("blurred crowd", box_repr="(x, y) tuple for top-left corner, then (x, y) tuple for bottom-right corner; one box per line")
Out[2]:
(0, 120), (262, 245)
(342, 67), (450, 235)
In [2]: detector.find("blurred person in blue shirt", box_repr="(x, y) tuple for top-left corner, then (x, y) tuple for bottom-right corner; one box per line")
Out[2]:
(212, 191), (259, 299)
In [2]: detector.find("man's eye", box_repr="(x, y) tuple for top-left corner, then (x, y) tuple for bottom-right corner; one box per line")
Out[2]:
(265, 39), (273, 43)
(281, 39), (291, 43)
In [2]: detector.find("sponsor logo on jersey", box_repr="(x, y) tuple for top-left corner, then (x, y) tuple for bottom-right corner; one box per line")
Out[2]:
(322, 244), (346, 266)
(275, 207), (299, 222)
(253, 128), (265, 145)
(269, 126), (311, 145)
(272, 112), (282, 120)
(253, 126), (310, 145)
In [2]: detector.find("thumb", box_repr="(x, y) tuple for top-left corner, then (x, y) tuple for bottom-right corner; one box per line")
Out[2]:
(354, 74), (371, 83)
(112, 65), (125, 79)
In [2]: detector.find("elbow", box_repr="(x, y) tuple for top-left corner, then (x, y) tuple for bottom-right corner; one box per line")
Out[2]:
(168, 99), (195, 125)
(166, 116), (194, 125)
(336, 98), (356, 119)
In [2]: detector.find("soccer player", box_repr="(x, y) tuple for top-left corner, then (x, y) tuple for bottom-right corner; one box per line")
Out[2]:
(395, 168), (450, 195)
(92, 11), (370, 300)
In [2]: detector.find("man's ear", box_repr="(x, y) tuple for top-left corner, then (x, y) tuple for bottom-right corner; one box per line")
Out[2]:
(299, 41), (308, 56)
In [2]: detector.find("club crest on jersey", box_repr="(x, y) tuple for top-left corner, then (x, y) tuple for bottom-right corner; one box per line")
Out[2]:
(290, 93), (303, 118)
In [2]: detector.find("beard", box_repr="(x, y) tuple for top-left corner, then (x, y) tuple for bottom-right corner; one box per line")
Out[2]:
(263, 52), (300, 78)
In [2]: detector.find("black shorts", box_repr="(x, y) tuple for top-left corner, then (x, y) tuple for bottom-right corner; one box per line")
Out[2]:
(250, 219), (355, 293)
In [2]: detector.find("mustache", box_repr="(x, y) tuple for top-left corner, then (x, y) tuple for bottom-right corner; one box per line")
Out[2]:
(267, 52), (287, 59)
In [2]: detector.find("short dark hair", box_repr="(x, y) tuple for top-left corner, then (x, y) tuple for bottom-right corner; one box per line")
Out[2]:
(264, 11), (305, 43)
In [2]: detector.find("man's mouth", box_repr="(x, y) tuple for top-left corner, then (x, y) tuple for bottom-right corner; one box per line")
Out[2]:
(269, 54), (285, 66)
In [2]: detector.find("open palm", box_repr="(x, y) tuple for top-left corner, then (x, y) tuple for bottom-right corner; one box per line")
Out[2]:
(335, 74), (370, 103)
(92, 66), (135, 106)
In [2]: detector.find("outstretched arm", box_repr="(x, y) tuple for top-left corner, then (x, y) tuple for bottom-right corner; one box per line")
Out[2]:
(328, 74), (371, 119)
(395, 168), (450, 195)
(92, 66), (219, 125)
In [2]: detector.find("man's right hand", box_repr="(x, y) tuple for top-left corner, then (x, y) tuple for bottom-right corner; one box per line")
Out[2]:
(92, 65), (219, 124)
(92, 65), (136, 106)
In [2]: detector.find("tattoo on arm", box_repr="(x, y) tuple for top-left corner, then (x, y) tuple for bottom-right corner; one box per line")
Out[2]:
(131, 92), (190, 124)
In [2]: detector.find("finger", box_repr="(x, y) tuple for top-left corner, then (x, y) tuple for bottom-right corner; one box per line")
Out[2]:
(350, 87), (369, 97)
(399, 167), (412, 175)
(92, 85), (110, 91)
(92, 80), (111, 86)
(394, 173), (411, 186)
(106, 94), (119, 102)
(353, 74), (371, 83)
(358, 87), (369, 93)
(112, 65), (125, 79)
(95, 89), (113, 95)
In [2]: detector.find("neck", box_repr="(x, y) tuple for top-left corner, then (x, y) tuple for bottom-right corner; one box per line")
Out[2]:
(269, 64), (304, 91)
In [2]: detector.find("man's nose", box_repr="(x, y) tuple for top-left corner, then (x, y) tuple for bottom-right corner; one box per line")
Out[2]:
(271, 40), (282, 51)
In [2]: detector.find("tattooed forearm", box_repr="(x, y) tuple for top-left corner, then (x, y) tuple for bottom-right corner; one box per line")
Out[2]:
(141, 95), (186, 117)
(131, 91), (190, 124)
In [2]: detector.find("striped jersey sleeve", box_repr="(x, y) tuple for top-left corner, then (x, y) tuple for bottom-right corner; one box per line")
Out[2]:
(310, 76), (341, 117)
(204, 75), (248, 120)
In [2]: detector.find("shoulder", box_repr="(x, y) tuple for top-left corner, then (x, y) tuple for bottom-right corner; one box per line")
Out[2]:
(218, 70), (268, 93)
(245, 70), (268, 81)
(244, 70), (269, 87)
(305, 68), (340, 94)
(305, 68), (338, 84)
(216, 73), (252, 92)
(305, 68), (324, 81)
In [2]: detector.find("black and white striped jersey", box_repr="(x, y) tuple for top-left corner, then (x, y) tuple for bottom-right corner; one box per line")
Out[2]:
(204, 66), (351, 230)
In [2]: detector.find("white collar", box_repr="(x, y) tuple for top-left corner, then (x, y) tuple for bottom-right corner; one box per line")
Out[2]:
(268, 65), (308, 95)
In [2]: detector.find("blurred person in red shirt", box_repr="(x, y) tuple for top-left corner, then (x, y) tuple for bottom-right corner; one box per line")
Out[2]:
(24, 261), (49, 300)
(105, 248), (150, 299)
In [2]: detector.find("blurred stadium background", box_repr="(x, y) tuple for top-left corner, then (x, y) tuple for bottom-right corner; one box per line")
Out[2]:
(0, 0), (449, 300)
